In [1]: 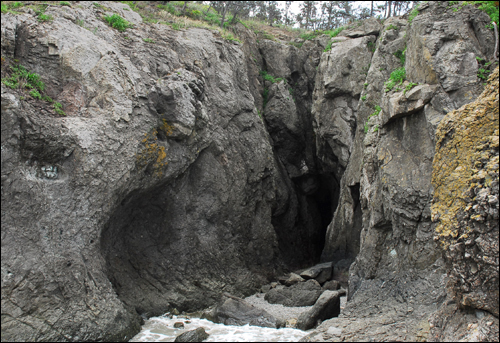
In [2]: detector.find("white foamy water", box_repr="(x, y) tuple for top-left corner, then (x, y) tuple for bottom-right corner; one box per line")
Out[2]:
(129, 315), (307, 342)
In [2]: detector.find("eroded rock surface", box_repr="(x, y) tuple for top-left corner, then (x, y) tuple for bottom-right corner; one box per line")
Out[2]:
(431, 67), (499, 319)
(2, 1), (498, 342)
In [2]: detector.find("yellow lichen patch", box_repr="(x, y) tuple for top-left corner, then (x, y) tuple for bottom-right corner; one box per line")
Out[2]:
(160, 118), (174, 136)
(136, 126), (169, 177)
(431, 67), (499, 248)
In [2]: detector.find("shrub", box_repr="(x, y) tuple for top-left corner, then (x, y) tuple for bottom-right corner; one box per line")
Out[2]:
(404, 82), (418, 95)
(2, 64), (45, 91)
(260, 70), (284, 84)
(385, 24), (398, 31)
(104, 14), (133, 32)
(38, 13), (54, 22)
(60, 1), (71, 6)
(30, 89), (42, 99)
(361, 95), (367, 101)
(143, 38), (155, 43)
(53, 102), (66, 116)
(477, 68), (490, 80)
(384, 67), (406, 92)
(364, 105), (382, 133)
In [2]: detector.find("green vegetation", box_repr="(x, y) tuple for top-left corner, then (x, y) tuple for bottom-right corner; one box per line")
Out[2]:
(53, 102), (66, 116)
(29, 89), (42, 99)
(447, 1), (498, 29)
(1, 61), (65, 115)
(93, 2), (110, 10)
(385, 24), (398, 31)
(143, 38), (155, 43)
(361, 95), (367, 101)
(316, 27), (345, 52)
(404, 82), (418, 95)
(263, 87), (269, 108)
(394, 47), (406, 66)
(2, 64), (45, 91)
(364, 82), (369, 89)
(364, 105), (382, 133)
(1, 1), (24, 14)
(408, 4), (420, 25)
(260, 70), (284, 84)
(478, 68), (490, 80)
(60, 1), (71, 6)
(38, 13), (54, 22)
(384, 67), (406, 92)
(104, 13), (133, 32)
(367, 41), (376, 53)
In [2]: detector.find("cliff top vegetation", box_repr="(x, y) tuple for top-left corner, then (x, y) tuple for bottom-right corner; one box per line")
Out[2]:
(1, 1), (498, 45)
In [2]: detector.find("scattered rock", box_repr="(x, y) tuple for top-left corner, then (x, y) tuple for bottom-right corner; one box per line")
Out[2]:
(322, 280), (341, 291)
(299, 262), (333, 284)
(174, 327), (209, 342)
(265, 280), (322, 307)
(296, 290), (342, 330)
(284, 273), (305, 286)
(210, 296), (285, 328)
(286, 318), (298, 328)
(173, 322), (185, 329)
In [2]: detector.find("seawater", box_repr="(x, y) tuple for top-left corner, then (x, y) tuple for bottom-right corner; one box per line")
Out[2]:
(129, 315), (307, 342)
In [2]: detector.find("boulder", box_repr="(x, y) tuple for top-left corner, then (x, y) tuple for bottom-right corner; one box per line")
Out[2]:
(265, 280), (322, 307)
(338, 17), (382, 38)
(211, 296), (285, 328)
(380, 84), (438, 125)
(296, 290), (342, 330)
(284, 272), (306, 286)
(322, 280), (341, 291)
(174, 327), (209, 342)
(299, 262), (333, 284)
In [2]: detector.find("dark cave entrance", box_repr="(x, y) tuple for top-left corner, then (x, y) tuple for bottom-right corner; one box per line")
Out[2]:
(273, 172), (340, 270)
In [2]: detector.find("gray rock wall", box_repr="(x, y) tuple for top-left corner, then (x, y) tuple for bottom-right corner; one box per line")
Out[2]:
(1, 1), (498, 342)
(1, 5), (292, 341)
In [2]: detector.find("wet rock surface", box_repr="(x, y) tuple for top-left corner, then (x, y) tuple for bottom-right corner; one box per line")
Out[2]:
(205, 295), (285, 329)
(174, 327), (209, 342)
(297, 290), (342, 331)
(1, 1), (499, 342)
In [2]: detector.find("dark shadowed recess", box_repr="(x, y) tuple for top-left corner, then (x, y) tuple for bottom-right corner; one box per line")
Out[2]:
(273, 173), (340, 270)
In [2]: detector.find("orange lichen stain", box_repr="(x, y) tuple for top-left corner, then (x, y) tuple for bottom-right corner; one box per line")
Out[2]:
(136, 123), (171, 177)
(431, 67), (499, 250)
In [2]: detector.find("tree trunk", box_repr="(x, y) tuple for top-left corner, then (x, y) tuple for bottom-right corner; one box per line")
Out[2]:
(220, 5), (227, 28)
(387, 1), (392, 18)
(371, 1), (374, 17)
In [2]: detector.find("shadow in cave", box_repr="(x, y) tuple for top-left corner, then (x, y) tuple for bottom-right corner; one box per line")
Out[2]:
(100, 186), (178, 318)
(273, 173), (340, 270)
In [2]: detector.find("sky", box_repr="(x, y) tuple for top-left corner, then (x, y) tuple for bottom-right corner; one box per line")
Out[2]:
(279, 1), (387, 27)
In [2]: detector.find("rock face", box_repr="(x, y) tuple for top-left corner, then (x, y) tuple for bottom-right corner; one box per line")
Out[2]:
(431, 67), (499, 317)
(305, 2), (498, 342)
(1, 4), (301, 341)
(1, 1), (498, 342)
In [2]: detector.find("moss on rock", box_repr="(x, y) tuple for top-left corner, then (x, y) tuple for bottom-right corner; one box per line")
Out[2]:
(431, 67), (499, 316)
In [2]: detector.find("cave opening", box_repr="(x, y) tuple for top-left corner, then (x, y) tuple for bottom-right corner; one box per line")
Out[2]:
(273, 172), (340, 270)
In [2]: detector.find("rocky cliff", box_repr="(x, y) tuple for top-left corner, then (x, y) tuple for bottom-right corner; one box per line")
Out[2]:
(1, 1), (498, 342)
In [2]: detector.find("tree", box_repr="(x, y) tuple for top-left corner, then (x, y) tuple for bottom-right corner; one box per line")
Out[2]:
(297, 1), (317, 30)
(283, 1), (294, 26)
